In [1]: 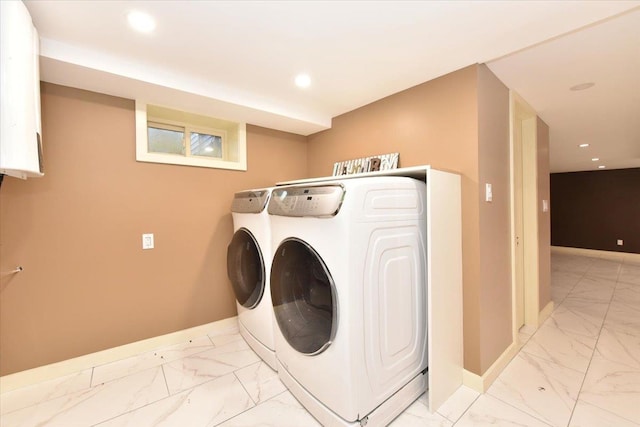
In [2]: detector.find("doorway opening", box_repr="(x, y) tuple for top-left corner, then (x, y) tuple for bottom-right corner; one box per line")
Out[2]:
(510, 91), (540, 339)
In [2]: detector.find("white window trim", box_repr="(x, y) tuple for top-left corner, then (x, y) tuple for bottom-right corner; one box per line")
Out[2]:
(135, 101), (247, 171)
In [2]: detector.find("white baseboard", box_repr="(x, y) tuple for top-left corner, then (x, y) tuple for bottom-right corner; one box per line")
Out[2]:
(463, 246), (624, 394)
(0, 316), (238, 394)
(462, 339), (519, 393)
(538, 300), (554, 326)
(551, 246), (640, 263)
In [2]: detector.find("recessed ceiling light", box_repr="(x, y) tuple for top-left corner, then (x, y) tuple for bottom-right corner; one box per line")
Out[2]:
(295, 74), (311, 88)
(598, 165), (606, 169)
(579, 143), (589, 148)
(127, 11), (156, 33)
(591, 158), (599, 161)
(570, 82), (595, 91)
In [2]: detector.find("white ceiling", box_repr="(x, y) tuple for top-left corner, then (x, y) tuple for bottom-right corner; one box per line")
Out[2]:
(23, 0), (640, 173)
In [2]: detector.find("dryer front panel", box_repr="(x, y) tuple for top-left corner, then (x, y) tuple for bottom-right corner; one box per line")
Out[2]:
(227, 228), (265, 309)
(271, 238), (337, 355)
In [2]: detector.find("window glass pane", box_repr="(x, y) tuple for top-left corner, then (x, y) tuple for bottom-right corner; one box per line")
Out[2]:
(148, 126), (184, 155)
(191, 132), (222, 158)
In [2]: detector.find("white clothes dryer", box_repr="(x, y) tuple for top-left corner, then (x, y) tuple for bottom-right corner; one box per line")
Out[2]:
(268, 176), (428, 426)
(227, 188), (277, 370)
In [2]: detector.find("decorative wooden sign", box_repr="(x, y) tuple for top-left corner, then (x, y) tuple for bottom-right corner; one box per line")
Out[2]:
(332, 153), (399, 176)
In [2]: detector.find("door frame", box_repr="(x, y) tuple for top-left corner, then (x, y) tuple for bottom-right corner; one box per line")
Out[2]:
(509, 91), (540, 340)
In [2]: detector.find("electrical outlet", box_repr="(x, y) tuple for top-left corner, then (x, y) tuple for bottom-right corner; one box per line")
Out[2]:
(617, 239), (623, 246)
(142, 233), (154, 249)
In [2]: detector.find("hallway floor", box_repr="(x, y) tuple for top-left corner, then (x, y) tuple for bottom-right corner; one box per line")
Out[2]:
(1, 252), (638, 426)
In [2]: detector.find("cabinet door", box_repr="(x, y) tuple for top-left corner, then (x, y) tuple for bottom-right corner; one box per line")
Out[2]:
(0, 1), (43, 179)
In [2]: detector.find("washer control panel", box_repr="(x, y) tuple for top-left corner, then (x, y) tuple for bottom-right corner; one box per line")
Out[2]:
(231, 189), (270, 213)
(268, 185), (345, 217)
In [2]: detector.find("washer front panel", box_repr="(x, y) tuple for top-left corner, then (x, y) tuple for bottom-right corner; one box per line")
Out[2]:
(227, 228), (265, 309)
(270, 238), (337, 355)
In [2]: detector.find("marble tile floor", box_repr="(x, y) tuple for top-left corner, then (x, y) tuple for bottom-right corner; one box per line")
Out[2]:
(1, 252), (638, 426)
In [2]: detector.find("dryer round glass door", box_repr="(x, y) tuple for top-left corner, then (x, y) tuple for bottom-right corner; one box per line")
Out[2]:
(227, 228), (265, 309)
(271, 238), (337, 355)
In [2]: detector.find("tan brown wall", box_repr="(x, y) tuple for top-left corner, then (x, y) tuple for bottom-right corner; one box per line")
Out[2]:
(477, 65), (512, 372)
(307, 65), (513, 375)
(307, 66), (479, 179)
(537, 118), (551, 309)
(1, 66), (518, 377)
(0, 83), (307, 375)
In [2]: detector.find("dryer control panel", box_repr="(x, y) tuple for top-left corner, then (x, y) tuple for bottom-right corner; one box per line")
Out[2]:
(231, 189), (270, 213)
(268, 185), (345, 217)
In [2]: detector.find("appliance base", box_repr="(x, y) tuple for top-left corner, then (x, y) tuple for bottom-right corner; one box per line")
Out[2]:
(239, 320), (277, 371)
(277, 359), (427, 427)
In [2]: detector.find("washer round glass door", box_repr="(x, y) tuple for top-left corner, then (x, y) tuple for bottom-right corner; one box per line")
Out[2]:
(271, 238), (337, 355)
(227, 228), (265, 309)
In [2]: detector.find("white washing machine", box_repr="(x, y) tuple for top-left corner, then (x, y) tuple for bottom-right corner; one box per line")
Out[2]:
(227, 188), (277, 370)
(268, 176), (428, 426)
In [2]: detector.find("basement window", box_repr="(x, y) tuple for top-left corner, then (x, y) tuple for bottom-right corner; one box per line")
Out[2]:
(135, 102), (246, 170)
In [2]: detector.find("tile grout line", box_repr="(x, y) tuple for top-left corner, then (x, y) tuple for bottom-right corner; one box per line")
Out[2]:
(496, 256), (593, 427)
(492, 265), (581, 427)
(207, 333), (217, 347)
(485, 352), (580, 427)
(87, 370), (183, 427)
(89, 366), (95, 388)
(446, 393), (480, 426)
(160, 364), (171, 397)
(565, 258), (623, 427)
(4, 258), (634, 427)
(91, 372), (252, 426)
(517, 345), (595, 378)
(214, 370), (260, 426)
(522, 262), (593, 375)
(210, 389), (298, 427)
(483, 391), (556, 427)
(91, 337), (218, 387)
(551, 258), (592, 306)
(232, 369), (258, 405)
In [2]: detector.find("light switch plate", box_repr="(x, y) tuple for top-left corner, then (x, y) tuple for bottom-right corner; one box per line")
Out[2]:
(485, 183), (492, 202)
(142, 233), (154, 249)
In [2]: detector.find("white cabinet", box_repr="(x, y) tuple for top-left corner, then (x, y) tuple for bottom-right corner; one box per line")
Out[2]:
(424, 167), (463, 412)
(0, 0), (43, 179)
(278, 165), (464, 413)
